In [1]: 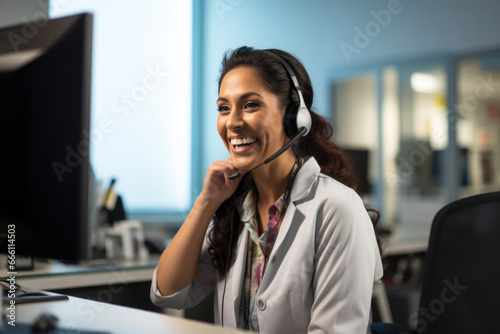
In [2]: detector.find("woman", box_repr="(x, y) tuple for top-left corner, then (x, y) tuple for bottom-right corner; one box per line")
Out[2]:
(151, 46), (383, 333)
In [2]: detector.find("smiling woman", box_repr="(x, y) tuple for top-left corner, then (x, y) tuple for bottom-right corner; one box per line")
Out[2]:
(151, 46), (383, 334)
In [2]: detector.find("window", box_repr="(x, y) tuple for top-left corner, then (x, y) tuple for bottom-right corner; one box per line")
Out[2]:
(50, 1), (193, 220)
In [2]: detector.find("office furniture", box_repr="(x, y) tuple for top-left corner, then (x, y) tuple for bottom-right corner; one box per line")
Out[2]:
(372, 281), (394, 324)
(6, 257), (158, 291)
(371, 191), (500, 333)
(4, 293), (252, 334)
(0, 256), (162, 315)
(371, 224), (429, 325)
(0, 255), (216, 322)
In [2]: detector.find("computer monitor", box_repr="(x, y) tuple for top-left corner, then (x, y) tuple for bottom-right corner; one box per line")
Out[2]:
(0, 13), (94, 262)
(342, 147), (371, 195)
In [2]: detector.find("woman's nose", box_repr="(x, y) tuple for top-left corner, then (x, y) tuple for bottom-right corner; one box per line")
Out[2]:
(226, 110), (244, 130)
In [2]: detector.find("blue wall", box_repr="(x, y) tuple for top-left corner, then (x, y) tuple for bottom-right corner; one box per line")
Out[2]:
(197, 0), (500, 179)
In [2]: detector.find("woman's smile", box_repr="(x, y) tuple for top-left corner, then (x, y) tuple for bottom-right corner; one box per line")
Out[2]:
(230, 136), (258, 153)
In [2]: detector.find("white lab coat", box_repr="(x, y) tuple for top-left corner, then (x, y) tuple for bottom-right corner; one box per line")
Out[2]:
(151, 157), (383, 333)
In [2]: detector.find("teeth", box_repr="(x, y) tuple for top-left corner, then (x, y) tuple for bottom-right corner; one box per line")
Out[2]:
(231, 137), (256, 146)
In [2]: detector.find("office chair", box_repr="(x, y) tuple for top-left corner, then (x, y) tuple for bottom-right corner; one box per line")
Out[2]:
(372, 191), (500, 334)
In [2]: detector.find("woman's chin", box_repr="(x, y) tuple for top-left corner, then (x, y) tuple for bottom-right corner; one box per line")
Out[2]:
(231, 157), (256, 172)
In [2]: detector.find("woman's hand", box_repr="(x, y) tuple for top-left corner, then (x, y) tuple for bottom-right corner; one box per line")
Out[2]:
(155, 158), (241, 297)
(198, 158), (242, 207)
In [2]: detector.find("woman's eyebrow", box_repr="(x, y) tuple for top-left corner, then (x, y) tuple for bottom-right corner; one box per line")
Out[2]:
(217, 92), (264, 103)
(240, 92), (264, 100)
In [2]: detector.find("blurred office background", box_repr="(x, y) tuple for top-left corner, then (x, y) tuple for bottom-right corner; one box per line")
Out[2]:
(2, 0), (500, 239)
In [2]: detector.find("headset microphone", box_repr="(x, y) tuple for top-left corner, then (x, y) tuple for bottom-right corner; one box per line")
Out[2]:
(227, 127), (306, 180)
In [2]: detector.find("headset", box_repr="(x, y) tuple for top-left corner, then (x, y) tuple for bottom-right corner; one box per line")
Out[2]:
(269, 51), (312, 139)
(227, 51), (312, 180)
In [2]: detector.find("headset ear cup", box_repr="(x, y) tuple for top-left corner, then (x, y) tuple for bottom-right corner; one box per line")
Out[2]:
(296, 105), (312, 136)
(284, 102), (299, 138)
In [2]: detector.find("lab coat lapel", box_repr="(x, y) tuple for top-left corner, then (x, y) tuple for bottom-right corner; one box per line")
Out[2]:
(272, 157), (320, 255)
(230, 227), (248, 321)
(270, 201), (299, 259)
(259, 158), (320, 290)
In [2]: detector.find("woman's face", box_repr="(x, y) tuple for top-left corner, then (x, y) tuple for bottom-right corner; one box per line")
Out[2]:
(217, 66), (288, 171)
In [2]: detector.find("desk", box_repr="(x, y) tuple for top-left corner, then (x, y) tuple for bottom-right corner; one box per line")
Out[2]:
(0, 255), (164, 316)
(2, 256), (159, 291)
(5, 294), (252, 334)
(1, 255), (214, 322)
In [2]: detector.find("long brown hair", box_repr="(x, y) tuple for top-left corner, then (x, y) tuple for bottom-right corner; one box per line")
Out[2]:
(208, 46), (381, 280)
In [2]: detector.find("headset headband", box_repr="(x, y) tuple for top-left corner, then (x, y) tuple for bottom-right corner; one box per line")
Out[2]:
(264, 50), (311, 137)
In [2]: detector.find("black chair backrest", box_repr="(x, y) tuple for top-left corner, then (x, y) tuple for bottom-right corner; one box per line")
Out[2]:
(418, 191), (500, 333)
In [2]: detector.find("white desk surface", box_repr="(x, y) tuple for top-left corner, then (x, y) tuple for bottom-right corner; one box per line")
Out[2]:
(9, 295), (252, 334)
(1, 255), (160, 291)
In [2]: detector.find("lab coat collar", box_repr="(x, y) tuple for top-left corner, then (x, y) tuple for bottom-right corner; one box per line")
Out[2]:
(289, 157), (321, 203)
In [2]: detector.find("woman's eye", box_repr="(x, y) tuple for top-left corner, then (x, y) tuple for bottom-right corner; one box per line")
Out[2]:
(217, 105), (230, 114)
(244, 102), (259, 109)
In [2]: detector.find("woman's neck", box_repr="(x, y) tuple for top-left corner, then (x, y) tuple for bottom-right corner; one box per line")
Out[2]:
(251, 151), (296, 207)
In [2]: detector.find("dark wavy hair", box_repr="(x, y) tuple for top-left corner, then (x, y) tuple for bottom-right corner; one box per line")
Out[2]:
(208, 46), (381, 280)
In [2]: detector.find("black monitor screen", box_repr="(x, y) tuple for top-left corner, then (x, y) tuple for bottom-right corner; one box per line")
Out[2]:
(0, 13), (93, 262)
(342, 147), (371, 195)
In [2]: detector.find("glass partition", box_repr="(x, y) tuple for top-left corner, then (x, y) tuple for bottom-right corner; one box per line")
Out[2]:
(456, 55), (500, 197)
(330, 73), (378, 200)
(329, 51), (500, 234)
(394, 61), (449, 232)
